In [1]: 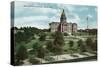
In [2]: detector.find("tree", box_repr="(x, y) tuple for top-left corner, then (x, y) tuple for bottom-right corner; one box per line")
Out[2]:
(37, 46), (47, 58)
(88, 29), (97, 35)
(64, 33), (68, 36)
(15, 44), (28, 65)
(69, 41), (74, 48)
(31, 42), (41, 56)
(46, 41), (54, 52)
(39, 33), (46, 41)
(53, 31), (65, 54)
(85, 38), (93, 51)
(77, 39), (86, 53)
(68, 40), (74, 55)
(91, 39), (97, 51)
(31, 42), (47, 58)
(15, 32), (24, 43)
(93, 40), (97, 51)
(54, 31), (65, 45)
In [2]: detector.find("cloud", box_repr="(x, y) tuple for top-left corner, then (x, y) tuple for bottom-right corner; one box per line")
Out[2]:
(87, 14), (93, 18)
(67, 13), (80, 23)
(15, 1), (31, 7)
(14, 8), (62, 28)
(94, 7), (97, 12)
(50, 16), (60, 22)
(15, 6), (61, 18)
(14, 15), (50, 29)
(49, 9), (61, 22)
(14, 2), (97, 29)
(89, 21), (97, 29)
(78, 7), (89, 11)
(66, 5), (75, 12)
(32, 8), (57, 15)
(65, 5), (89, 13)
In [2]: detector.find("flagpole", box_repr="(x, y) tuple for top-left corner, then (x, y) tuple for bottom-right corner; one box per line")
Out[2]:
(87, 16), (89, 35)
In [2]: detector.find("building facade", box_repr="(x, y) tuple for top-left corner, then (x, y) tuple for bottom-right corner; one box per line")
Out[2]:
(49, 9), (77, 35)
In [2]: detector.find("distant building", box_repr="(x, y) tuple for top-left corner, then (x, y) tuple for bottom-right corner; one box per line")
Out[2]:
(49, 9), (77, 35)
(49, 22), (59, 32)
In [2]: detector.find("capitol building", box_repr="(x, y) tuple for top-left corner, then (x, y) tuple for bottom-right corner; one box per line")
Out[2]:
(49, 9), (77, 35)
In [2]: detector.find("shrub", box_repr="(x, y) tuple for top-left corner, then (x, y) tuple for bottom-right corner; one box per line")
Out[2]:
(46, 41), (54, 52)
(64, 33), (68, 36)
(85, 38), (94, 51)
(91, 39), (97, 51)
(29, 57), (41, 64)
(39, 33), (46, 41)
(77, 39), (86, 52)
(68, 41), (74, 54)
(69, 40), (74, 48)
(15, 44), (28, 65)
(44, 56), (55, 61)
(37, 47), (46, 58)
(31, 42), (41, 56)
